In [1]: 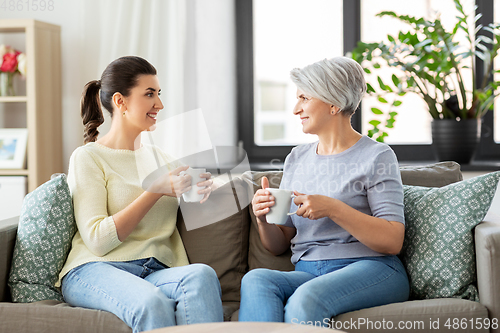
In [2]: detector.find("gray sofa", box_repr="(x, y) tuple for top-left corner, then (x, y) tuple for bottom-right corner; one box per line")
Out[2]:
(1, 162), (499, 333)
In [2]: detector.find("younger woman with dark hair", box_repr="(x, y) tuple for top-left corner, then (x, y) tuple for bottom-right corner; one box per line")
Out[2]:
(58, 56), (223, 333)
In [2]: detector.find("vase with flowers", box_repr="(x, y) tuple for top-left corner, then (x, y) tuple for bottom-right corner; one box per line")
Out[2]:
(0, 45), (27, 97)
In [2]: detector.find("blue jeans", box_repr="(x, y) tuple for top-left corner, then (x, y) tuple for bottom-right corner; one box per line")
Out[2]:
(61, 258), (223, 333)
(239, 256), (409, 326)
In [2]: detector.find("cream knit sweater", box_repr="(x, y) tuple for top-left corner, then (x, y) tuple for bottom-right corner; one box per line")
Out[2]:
(57, 143), (189, 286)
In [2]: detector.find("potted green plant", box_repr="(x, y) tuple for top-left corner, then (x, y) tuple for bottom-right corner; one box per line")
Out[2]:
(350, 0), (500, 163)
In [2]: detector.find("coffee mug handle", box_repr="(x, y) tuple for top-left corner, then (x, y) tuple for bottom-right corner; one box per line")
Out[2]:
(287, 194), (298, 216)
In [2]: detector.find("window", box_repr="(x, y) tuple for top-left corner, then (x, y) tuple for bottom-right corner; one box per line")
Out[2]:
(237, 0), (500, 168)
(253, 0), (343, 146)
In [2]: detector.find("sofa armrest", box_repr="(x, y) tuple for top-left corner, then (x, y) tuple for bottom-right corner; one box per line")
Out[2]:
(475, 211), (500, 333)
(0, 216), (18, 302)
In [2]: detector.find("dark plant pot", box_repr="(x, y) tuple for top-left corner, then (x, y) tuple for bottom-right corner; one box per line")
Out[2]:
(431, 119), (481, 164)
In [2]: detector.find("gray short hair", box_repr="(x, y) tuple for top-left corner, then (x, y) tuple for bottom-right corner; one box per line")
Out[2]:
(290, 57), (367, 116)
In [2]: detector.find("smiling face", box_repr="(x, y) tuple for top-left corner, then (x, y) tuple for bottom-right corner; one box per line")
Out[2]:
(293, 89), (336, 135)
(122, 74), (164, 132)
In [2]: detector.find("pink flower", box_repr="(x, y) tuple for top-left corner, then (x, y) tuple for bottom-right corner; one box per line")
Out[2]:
(0, 52), (19, 73)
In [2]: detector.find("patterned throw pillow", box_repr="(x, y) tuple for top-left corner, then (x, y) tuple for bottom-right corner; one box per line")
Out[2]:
(400, 171), (500, 301)
(8, 174), (76, 303)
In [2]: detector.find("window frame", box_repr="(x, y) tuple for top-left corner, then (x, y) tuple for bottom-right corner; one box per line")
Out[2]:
(236, 0), (500, 169)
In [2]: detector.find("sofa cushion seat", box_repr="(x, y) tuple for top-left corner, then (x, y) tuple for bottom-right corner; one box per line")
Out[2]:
(0, 301), (131, 333)
(334, 298), (489, 333)
(222, 301), (241, 322)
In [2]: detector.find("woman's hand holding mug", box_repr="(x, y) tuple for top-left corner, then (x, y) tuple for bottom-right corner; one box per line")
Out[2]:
(252, 177), (298, 225)
(147, 165), (192, 197)
(146, 165), (213, 203)
(252, 176), (275, 224)
(193, 170), (213, 204)
(179, 167), (214, 203)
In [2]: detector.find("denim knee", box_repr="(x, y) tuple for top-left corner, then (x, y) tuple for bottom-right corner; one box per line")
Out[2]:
(187, 264), (221, 294)
(130, 288), (176, 330)
(190, 263), (217, 280)
(241, 268), (272, 289)
(285, 282), (326, 321)
(169, 264), (223, 324)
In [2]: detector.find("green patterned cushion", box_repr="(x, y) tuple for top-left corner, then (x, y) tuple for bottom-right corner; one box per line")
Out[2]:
(8, 174), (76, 303)
(401, 171), (500, 301)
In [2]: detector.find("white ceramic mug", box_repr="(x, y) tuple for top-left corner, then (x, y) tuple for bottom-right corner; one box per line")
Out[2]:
(180, 167), (207, 202)
(266, 188), (298, 225)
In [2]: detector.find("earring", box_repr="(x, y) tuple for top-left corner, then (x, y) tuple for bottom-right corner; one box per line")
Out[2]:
(122, 111), (126, 116)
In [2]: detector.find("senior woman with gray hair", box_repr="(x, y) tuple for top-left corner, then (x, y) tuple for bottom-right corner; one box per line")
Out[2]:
(239, 57), (409, 326)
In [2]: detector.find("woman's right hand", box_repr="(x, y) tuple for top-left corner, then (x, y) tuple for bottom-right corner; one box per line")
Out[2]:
(148, 165), (192, 197)
(251, 176), (296, 256)
(251, 176), (275, 224)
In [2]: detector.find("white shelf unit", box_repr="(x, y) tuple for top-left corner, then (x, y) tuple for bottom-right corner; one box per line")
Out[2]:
(0, 19), (62, 192)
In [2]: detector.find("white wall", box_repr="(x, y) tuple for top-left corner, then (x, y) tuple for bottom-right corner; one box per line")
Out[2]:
(0, 0), (236, 173)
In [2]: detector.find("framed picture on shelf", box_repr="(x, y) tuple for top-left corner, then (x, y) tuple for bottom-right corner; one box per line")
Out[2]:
(0, 128), (28, 169)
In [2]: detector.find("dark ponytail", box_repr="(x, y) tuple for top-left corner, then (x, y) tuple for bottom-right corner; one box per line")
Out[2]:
(81, 80), (104, 144)
(80, 56), (157, 144)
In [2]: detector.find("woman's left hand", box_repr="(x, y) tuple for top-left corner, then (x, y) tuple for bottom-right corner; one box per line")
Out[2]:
(293, 191), (335, 220)
(197, 172), (213, 204)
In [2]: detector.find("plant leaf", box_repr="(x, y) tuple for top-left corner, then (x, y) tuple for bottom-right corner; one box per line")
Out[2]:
(378, 97), (389, 104)
(377, 77), (392, 92)
(391, 74), (401, 87)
